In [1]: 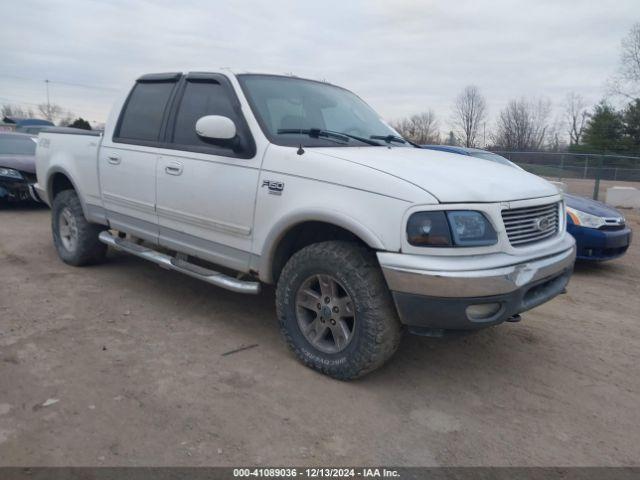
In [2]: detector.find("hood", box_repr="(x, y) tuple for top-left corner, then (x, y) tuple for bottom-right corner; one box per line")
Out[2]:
(565, 193), (623, 218)
(0, 154), (36, 174)
(315, 147), (559, 203)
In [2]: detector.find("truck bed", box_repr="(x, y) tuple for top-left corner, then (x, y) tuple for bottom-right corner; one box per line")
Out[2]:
(35, 128), (103, 207)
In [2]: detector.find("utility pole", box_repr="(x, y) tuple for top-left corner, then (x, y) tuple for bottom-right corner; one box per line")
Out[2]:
(45, 79), (51, 118)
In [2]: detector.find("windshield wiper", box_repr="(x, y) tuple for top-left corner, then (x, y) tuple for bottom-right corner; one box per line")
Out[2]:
(370, 134), (422, 148)
(277, 128), (383, 146)
(278, 128), (348, 143)
(370, 134), (406, 144)
(335, 131), (383, 146)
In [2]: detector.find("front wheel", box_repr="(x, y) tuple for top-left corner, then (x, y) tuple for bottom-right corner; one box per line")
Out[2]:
(276, 241), (402, 380)
(51, 190), (107, 266)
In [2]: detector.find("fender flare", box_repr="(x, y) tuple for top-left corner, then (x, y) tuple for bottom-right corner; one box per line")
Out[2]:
(46, 167), (90, 218)
(258, 208), (387, 283)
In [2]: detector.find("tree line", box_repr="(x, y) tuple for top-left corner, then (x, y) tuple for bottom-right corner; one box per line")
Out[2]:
(391, 23), (640, 156)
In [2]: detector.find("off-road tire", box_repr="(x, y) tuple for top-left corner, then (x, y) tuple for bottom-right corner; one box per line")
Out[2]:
(52, 190), (107, 266)
(276, 241), (403, 380)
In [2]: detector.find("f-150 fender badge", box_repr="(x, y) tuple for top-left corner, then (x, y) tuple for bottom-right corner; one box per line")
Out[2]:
(262, 180), (284, 195)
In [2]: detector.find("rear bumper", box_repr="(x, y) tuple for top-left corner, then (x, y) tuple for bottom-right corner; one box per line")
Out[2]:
(378, 236), (576, 330)
(568, 225), (632, 261)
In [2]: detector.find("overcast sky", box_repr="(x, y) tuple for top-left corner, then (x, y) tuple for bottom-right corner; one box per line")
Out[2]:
(0, 0), (638, 133)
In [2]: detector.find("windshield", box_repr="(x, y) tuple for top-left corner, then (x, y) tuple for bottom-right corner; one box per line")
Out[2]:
(238, 74), (402, 147)
(0, 135), (37, 155)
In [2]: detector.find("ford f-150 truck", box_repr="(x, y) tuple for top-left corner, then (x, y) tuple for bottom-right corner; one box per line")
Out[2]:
(35, 71), (576, 379)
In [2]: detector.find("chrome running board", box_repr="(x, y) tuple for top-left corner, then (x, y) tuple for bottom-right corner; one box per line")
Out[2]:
(98, 231), (261, 294)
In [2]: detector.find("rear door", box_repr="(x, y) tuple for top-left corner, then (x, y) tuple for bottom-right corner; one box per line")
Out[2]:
(99, 74), (179, 243)
(155, 73), (260, 272)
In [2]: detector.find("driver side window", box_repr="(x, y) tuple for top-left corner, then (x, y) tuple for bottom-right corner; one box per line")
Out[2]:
(172, 81), (236, 148)
(168, 78), (256, 159)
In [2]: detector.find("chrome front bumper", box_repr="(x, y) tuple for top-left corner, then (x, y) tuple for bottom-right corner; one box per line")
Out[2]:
(378, 235), (576, 329)
(378, 236), (576, 298)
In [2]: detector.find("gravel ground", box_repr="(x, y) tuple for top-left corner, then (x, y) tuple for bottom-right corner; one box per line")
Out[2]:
(0, 204), (639, 466)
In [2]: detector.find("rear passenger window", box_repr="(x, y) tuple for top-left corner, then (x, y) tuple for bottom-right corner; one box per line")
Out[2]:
(172, 81), (236, 147)
(117, 82), (175, 142)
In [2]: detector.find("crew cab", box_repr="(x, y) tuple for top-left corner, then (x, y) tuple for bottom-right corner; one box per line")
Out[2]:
(35, 71), (576, 379)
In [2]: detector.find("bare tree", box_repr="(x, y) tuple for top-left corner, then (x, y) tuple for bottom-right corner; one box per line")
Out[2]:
(391, 111), (440, 144)
(1, 104), (36, 119)
(451, 85), (487, 147)
(445, 130), (458, 146)
(37, 103), (63, 123)
(493, 98), (552, 151)
(58, 110), (76, 127)
(609, 22), (640, 98)
(564, 92), (589, 145)
(546, 116), (566, 152)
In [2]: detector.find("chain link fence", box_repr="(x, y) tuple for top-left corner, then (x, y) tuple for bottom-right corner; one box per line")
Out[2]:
(495, 151), (640, 201)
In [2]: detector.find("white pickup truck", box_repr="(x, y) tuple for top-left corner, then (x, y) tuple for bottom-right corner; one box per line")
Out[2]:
(35, 71), (576, 379)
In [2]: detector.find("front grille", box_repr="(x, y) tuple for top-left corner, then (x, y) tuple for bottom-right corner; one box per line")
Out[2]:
(599, 224), (625, 231)
(502, 202), (560, 247)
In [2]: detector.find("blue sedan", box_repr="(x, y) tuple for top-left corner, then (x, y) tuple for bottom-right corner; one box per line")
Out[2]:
(420, 145), (633, 262)
(565, 193), (632, 261)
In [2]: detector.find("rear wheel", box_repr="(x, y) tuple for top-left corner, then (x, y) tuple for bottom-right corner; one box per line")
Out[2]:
(276, 241), (402, 380)
(52, 190), (107, 266)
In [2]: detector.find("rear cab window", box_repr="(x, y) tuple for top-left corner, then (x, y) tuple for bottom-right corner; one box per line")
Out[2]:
(113, 73), (180, 145)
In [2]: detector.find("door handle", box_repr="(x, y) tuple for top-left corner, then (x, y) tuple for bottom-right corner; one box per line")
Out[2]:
(107, 155), (121, 165)
(165, 161), (183, 176)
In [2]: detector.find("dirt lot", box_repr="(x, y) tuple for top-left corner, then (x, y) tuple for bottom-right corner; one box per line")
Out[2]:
(1, 205), (639, 466)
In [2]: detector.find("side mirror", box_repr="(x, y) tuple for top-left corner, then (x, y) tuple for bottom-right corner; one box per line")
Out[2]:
(195, 115), (236, 140)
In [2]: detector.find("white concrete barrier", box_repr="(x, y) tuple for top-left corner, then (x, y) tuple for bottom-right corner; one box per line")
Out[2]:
(606, 186), (640, 208)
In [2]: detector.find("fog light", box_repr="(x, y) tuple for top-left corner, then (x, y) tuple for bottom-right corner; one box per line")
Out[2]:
(466, 303), (501, 321)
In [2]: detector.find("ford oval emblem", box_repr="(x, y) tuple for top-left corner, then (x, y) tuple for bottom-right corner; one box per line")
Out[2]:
(535, 216), (551, 231)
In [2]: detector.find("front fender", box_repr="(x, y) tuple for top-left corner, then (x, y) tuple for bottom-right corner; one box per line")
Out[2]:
(258, 209), (388, 283)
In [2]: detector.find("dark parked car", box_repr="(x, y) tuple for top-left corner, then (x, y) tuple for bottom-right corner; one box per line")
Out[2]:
(421, 145), (632, 261)
(0, 132), (40, 203)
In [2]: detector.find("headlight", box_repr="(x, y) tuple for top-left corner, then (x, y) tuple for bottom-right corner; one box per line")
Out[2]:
(0, 167), (23, 179)
(447, 211), (498, 246)
(407, 211), (452, 246)
(566, 206), (606, 229)
(407, 210), (497, 247)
